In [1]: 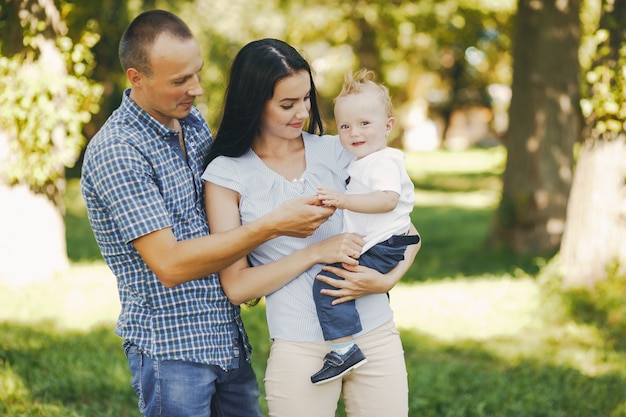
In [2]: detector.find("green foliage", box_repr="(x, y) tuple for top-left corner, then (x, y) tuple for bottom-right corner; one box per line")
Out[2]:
(0, 2), (103, 192)
(92, 0), (514, 131)
(0, 47), (102, 188)
(61, 0), (131, 134)
(565, 269), (626, 350)
(580, 0), (626, 142)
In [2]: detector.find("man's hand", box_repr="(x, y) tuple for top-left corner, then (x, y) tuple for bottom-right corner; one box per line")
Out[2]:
(268, 195), (336, 238)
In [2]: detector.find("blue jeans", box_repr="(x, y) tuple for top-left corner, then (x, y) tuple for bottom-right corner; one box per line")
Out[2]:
(314, 234), (420, 341)
(125, 338), (262, 417)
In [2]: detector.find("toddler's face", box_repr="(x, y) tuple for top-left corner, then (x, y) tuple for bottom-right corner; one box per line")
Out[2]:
(334, 92), (394, 160)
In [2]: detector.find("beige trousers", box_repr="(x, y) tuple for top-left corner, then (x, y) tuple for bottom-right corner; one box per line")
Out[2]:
(264, 320), (409, 417)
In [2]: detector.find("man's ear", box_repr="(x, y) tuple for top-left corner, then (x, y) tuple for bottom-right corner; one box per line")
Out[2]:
(127, 68), (143, 87)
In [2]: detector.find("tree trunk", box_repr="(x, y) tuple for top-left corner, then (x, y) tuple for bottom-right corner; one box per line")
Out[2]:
(0, 184), (69, 285)
(490, 0), (582, 255)
(354, 13), (380, 75)
(559, 0), (626, 287)
(559, 137), (626, 287)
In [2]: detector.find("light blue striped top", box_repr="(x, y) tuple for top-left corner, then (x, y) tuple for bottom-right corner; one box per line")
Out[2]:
(202, 133), (394, 341)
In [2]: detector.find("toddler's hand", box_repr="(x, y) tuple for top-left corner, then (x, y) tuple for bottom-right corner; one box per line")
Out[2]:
(316, 187), (347, 209)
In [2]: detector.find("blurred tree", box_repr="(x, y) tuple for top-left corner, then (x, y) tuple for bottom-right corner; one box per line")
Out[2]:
(559, 0), (626, 287)
(128, 0), (514, 143)
(318, 0), (514, 147)
(0, 0), (102, 282)
(490, 0), (582, 256)
(292, 0), (515, 146)
(42, 0), (514, 150)
(0, 0), (518, 278)
(64, 0), (131, 142)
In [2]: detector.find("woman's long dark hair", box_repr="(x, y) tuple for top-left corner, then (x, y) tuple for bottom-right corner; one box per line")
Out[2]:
(206, 38), (324, 165)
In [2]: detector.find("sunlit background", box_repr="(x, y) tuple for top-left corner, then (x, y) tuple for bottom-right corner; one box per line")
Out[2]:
(1, 0), (625, 416)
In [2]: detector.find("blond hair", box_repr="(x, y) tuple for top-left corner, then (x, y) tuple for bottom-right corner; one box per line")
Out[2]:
(335, 69), (393, 117)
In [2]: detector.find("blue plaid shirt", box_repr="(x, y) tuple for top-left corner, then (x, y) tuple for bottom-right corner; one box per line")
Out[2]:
(81, 89), (250, 368)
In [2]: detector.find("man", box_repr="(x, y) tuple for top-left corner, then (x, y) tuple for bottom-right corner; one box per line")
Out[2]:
(80, 10), (334, 417)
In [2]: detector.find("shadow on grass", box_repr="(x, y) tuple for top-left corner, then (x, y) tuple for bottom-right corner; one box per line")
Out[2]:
(65, 210), (102, 263)
(561, 273), (626, 353)
(412, 171), (501, 194)
(3, 315), (625, 417)
(0, 322), (136, 417)
(64, 178), (102, 263)
(408, 206), (544, 282)
(400, 329), (626, 417)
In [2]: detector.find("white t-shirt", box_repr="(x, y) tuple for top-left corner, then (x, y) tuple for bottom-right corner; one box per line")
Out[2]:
(344, 147), (415, 253)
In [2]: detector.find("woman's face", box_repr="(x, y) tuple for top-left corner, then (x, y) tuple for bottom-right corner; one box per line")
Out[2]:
(259, 70), (311, 141)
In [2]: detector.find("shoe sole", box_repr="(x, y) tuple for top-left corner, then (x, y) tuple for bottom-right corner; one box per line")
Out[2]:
(311, 358), (369, 385)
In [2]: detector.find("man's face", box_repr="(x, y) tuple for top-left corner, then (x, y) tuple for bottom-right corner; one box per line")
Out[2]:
(131, 33), (204, 128)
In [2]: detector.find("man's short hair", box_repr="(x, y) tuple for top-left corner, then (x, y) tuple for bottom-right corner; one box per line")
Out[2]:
(119, 9), (194, 75)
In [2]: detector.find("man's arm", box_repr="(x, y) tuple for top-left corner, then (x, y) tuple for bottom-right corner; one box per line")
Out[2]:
(133, 192), (335, 288)
(203, 181), (364, 305)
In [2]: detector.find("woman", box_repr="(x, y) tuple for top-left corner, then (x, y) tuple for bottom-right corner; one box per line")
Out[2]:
(202, 38), (420, 417)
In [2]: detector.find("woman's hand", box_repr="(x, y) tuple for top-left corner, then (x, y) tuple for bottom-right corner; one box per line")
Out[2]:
(316, 224), (421, 305)
(315, 263), (392, 305)
(310, 233), (364, 266)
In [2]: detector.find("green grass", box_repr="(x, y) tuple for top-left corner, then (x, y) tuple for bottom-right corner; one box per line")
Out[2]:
(2, 146), (626, 416)
(0, 323), (136, 417)
(405, 147), (543, 281)
(401, 331), (626, 417)
(408, 206), (542, 281)
(63, 177), (101, 263)
(2, 303), (626, 417)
